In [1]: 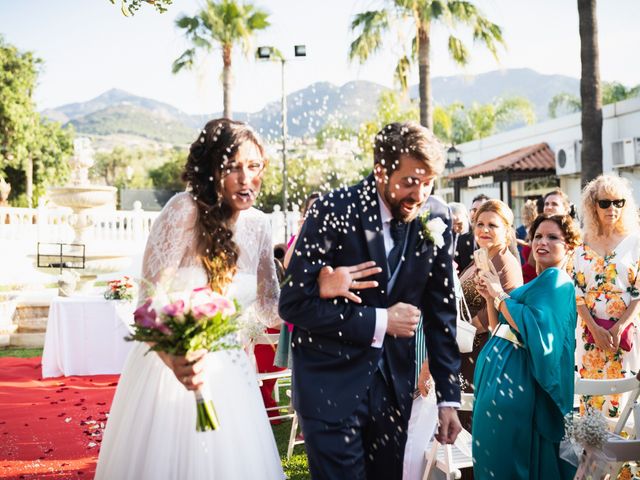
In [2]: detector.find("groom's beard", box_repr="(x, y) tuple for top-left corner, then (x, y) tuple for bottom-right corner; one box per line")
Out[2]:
(383, 182), (426, 223)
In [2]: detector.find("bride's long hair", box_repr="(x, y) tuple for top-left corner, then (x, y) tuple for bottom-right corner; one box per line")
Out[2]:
(182, 118), (265, 293)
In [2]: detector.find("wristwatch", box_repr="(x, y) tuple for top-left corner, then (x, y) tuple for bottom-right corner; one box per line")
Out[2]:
(493, 291), (510, 311)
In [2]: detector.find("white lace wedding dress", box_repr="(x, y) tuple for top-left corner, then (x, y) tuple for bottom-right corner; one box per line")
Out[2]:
(95, 193), (285, 480)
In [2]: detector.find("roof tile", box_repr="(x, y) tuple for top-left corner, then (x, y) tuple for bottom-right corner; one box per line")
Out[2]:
(448, 143), (555, 180)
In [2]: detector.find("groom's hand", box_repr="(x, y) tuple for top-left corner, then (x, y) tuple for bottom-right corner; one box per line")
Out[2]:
(436, 407), (462, 444)
(386, 302), (420, 337)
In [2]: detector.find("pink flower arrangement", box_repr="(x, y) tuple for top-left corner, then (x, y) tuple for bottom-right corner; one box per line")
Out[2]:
(128, 285), (240, 432)
(104, 276), (136, 301)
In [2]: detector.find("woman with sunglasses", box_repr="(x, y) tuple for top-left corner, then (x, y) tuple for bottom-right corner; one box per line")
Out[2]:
(573, 174), (640, 420)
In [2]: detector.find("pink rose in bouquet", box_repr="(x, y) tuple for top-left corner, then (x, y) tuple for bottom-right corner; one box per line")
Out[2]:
(133, 299), (171, 335)
(162, 299), (185, 318)
(128, 286), (240, 432)
(190, 289), (236, 321)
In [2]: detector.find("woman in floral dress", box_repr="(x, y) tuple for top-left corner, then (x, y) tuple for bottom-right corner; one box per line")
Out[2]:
(573, 174), (640, 421)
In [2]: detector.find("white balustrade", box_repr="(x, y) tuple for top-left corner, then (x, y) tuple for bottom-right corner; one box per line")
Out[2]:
(0, 203), (298, 286)
(0, 204), (296, 248)
(270, 204), (301, 245)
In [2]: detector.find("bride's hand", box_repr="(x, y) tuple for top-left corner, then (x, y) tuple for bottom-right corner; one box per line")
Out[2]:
(157, 349), (208, 391)
(318, 261), (381, 303)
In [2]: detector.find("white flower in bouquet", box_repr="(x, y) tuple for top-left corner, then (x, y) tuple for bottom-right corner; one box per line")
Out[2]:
(237, 305), (267, 346)
(574, 407), (609, 449)
(566, 407), (609, 450)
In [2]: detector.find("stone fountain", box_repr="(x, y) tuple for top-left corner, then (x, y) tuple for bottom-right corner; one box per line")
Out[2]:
(42, 138), (131, 291)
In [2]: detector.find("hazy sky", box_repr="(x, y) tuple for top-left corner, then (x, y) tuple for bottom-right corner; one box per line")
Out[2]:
(1, 0), (639, 115)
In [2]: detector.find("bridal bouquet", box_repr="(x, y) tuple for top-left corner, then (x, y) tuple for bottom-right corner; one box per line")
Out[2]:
(128, 286), (240, 432)
(104, 276), (136, 301)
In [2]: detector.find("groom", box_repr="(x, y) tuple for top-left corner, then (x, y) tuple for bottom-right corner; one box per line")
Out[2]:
(279, 121), (461, 480)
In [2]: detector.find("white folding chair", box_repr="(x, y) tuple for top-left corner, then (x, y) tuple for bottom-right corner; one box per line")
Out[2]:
(422, 393), (475, 480)
(574, 372), (640, 438)
(573, 372), (640, 475)
(286, 412), (305, 459)
(251, 331), (306, 459)
(250, 332), (295, 423)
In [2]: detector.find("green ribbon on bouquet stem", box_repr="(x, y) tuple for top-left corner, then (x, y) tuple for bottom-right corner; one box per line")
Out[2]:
(195, 388), (220, 432)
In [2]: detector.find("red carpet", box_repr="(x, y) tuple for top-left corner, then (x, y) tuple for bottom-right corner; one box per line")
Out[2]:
(0, 357), (119, 479)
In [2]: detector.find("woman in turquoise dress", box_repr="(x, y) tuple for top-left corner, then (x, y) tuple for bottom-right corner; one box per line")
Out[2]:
(473, 214), (582, 479)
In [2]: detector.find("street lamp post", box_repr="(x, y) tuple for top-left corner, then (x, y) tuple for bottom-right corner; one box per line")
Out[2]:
(280, 57), (288, 241)
(445, 144), (465, 202)
(256, 45), (306, 242)
(445, 144), (464, 171)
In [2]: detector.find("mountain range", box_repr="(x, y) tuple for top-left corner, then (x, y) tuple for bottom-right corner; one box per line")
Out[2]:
(42, 68), (580, 148)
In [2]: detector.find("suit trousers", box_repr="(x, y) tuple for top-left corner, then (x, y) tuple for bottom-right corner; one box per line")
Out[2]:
(299, 369), (409, 480)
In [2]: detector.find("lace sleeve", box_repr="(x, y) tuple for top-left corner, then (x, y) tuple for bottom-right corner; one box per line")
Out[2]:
(255, 215), (282, 328)
(139, 193), (198, 301)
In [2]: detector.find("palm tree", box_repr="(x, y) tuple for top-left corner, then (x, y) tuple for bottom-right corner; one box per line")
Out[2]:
(434, 96), (536, 144)
(548, 92), (583, 118)
(173, 0), (270, 119)
(548, 81), (640, 118)
(349, 0), (505, 130)
(578, 0), (602, 186)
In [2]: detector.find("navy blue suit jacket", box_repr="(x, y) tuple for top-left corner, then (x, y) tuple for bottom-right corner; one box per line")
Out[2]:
(278, 175), (461, 423)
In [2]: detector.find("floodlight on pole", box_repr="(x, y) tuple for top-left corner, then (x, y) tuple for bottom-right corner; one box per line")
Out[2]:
(256, 46), (273, 59)
(256, 44), (307, 242)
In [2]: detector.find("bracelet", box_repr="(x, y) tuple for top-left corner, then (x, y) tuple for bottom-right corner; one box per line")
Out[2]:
(493, 291), (510, 311)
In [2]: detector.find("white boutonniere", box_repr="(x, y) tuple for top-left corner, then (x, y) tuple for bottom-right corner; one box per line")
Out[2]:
(418, 210), (446, 250)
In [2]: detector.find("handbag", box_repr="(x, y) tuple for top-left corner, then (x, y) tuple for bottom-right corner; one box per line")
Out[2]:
(586, 317), (635, 352)
(456, 283), (477, 354)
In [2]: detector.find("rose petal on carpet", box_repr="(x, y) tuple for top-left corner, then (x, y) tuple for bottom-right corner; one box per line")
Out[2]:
(0, 357), (119, 479)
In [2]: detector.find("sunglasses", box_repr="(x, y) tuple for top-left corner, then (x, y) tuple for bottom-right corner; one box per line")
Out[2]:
(597, 199), (625, 209)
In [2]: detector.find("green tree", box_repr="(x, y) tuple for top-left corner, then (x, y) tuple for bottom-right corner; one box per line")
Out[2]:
(349, 0), (505, 130)
(0, 36), (73, 207)
(90, 146), (185, 190)
(259, 91), (535, 213)
(578, 0), (602, 186)
(356, 90), (419, 161)
(148, 150), (188, 191)
(110, 0), (173, 16)
(356, 90), (534, 153)
(257, 149), (365, 213)
(92, 146), (135, 186)
(29, 120), (74, 202)
(602, 81), (640, 104)
(548, 92), (583, 118)
(548, 81), (640, 118)
(173, 0), (270, 119)
(436, 96), (536, 144)
(315, 121), (357, 149)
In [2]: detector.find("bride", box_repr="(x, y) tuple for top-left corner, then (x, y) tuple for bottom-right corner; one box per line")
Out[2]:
(95, 119), (285, 479)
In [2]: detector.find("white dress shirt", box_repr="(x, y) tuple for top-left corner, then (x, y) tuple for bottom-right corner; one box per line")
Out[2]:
(370, 193), (395, 348)
(372, 194), (460, 409)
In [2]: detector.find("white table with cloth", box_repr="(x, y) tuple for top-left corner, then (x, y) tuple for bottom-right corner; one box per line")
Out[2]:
(41, 295), (136, 378)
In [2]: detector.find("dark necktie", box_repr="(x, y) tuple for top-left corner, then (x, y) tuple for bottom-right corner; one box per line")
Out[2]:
(388, 219), (407, 274)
